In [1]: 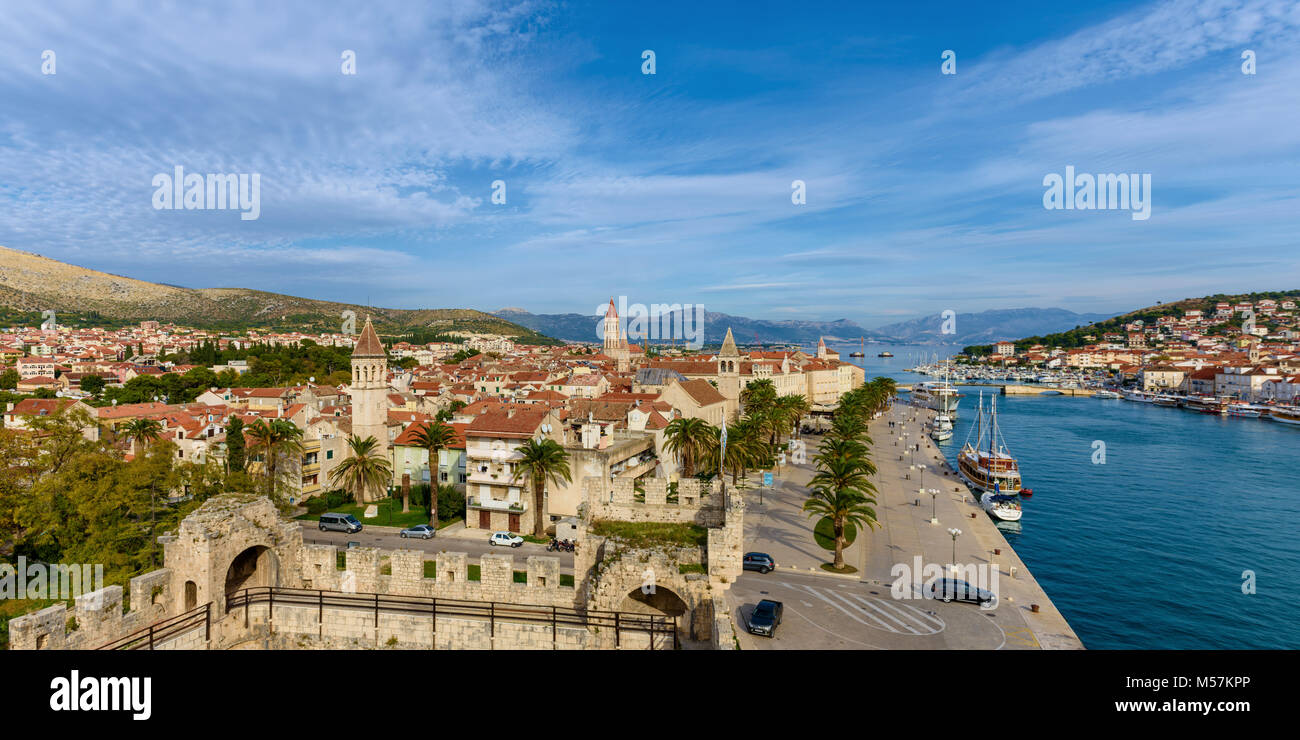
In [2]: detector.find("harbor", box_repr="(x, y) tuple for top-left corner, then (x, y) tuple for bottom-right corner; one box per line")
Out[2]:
(836, 343), (1300, 649)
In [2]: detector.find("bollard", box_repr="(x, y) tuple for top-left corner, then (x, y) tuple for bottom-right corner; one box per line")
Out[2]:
(1010, 566), (1017, 579)
(1031, 604), (1040, 613)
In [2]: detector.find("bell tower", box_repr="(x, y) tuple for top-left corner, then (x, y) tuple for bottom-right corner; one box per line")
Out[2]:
(603, 297), (631, 372)
(718, 327), (741, 421)
(349, 316), (389, 461)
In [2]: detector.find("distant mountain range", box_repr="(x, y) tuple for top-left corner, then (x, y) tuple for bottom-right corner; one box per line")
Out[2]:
(871, 308), (1117, 346)
(494, 306), (1117, 346)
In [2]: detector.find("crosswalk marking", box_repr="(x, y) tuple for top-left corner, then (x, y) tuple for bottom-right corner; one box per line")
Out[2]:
(780, 581), (945, 635)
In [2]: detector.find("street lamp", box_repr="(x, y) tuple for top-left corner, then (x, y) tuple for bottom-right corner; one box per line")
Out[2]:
(948, 527), (962, 570)
(917, 463), (927, 492)
(928, 488), (940, 523)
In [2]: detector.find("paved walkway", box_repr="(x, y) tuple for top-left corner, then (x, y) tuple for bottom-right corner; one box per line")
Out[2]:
(732, 402), (1084, 650)
(867, 402), (1083, 649)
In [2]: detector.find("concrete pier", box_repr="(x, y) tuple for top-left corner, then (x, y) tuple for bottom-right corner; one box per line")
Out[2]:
(868, 403), (1084, 648)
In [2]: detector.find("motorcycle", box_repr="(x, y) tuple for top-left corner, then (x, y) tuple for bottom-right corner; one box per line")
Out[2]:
(546, 538), (560, 552)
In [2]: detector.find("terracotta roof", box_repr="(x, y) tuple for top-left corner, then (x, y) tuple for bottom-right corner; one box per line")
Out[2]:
(677, 378), (727, 407)
(352, 316), (385, 358)
(466, 407), (550, 438)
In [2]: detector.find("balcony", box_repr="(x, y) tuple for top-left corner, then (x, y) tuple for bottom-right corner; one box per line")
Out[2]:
(467, 497), (526, 512)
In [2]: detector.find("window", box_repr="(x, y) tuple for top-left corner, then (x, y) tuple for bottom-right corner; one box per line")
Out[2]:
(326, 450), (333, 459)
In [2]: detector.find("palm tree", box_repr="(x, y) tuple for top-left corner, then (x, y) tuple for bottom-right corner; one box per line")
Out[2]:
(411, 420), (456, 522)
(245, 419), (304, 500)
(120, 417), (162, 457)
(663, 416), (713, 478)
(328, 435), (393, 504)
(120, 416), (164, 564)
(740, 378), (777, 416)
(511, 438), (572, 538)
(802, 486), (879, 569)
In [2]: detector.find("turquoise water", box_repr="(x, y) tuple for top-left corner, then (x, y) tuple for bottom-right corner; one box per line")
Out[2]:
(838, 342), (1300, 649)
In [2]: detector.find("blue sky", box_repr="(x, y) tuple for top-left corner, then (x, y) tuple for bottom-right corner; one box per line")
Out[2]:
(1, 0), (1297, 328)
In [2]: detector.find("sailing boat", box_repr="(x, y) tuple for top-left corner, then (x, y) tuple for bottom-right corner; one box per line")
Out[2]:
(957, 392), (1026, 521)
(849, 337), (865, 357)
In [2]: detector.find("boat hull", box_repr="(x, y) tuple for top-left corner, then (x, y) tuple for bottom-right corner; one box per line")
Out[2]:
(980, 493), (1023, 521)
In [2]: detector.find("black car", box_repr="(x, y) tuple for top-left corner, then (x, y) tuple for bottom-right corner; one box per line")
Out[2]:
(928, 577), (997, 607)
(742, 552), (776, 574)
(748, 599), (783, 637)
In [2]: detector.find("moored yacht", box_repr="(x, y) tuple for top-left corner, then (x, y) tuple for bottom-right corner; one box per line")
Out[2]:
(1266, 407), (1300, 426)
(1123, 389), (1155, 403)
(957, 393), (1028, 521)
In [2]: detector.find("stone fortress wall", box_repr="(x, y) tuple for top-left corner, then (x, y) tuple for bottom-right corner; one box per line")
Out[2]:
(9, 477), (745, 651)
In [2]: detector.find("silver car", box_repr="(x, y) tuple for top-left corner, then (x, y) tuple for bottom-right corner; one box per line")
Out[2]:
(400, 524), (435, 539)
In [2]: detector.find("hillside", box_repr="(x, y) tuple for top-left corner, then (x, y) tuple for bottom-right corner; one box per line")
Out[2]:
(0, 246), (557, 342)
(961, 291), (1300, 355)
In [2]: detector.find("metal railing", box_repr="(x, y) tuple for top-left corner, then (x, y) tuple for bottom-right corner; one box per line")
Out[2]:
(97, 602), (211, 650)
(226, 586), (678, 649)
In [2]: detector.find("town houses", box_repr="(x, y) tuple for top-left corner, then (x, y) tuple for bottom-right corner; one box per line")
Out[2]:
(2, 301), (864, 533)
(959, 296), (1300, 403)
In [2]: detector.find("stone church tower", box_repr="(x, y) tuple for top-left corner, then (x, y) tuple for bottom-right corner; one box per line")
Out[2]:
(349, 316), (389, 459)
(718, 327), (741, 421)
(603, 297), (631, 373)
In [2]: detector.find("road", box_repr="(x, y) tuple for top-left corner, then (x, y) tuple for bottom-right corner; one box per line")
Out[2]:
(302, 525), (575, 572)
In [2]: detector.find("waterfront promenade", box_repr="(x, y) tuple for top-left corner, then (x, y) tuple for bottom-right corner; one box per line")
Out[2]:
(729, 399), (1084, 650)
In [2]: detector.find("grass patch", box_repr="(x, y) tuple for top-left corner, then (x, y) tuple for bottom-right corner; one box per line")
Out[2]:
(590, 520), (708, 549)
(467, 564), (481, 582)
(677, 563), (707, 575)
(813, 516), (858, 552)
(522, 534), (548, 545)
(423, 561), (436, 578)
(294, 500), (430, 530)
(820, 563), (858, 574)
(513, 570), (527, 584)
(560, 574), (574, 587)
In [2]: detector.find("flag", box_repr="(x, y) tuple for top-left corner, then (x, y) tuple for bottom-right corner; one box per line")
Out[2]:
(719, 423), (728, 475)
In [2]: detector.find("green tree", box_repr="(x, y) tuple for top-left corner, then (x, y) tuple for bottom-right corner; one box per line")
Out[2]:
(225, 415), (246, 473)
(79, 374), (106, 396)
(663, 417), (714, 478)
(411, 420), (456, 521)
(510, 438), (572, 538)
(328, 435), (393, 504)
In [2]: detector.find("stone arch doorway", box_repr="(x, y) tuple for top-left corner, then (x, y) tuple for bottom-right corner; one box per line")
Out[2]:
(184, 580), (198, 611)
(620, 585), (688, 618)
(224, 545), (279, 595)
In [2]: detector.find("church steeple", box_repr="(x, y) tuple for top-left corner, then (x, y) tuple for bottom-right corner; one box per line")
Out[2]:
(353, 315), (385, 358)
(720, 327), (739, 358)
(349, 315), (389, 489)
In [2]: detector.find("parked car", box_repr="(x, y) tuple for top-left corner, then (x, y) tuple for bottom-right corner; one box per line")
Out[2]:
(489, 531), (524, 548)
(400, 524), (435, 540)
(747, 599), (783, 637)
(742, 552), (776, 574)
(319, 513), (362, 533)
(928, 577), (997, 607)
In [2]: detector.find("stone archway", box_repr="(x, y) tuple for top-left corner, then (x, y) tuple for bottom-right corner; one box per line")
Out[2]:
(620, 585), (689, 618)
(184, 580), (198, 611)
(224, 545), (279, 595)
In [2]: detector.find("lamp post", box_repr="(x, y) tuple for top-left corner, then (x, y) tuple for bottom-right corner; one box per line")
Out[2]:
(917, 463), (927, 492)
(948, 527), (962, 571)
(928, 488), (940, 524)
